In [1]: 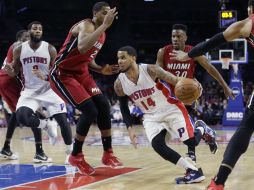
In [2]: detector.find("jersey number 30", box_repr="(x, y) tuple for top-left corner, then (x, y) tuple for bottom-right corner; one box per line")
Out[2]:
(175, 71), (187, 77)
(141, 97), (156, 110)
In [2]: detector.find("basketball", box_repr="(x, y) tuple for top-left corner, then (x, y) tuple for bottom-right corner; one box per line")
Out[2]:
(174, 78), (202, 105)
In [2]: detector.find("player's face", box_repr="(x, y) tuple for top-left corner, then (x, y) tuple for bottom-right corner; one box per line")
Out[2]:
(171, 29), (187, 50)
(95, 6), (111, 23)
(117, 51), (135, 73)
(30, 24), (43, 42)
(248, 6), (253, 16)
(20, 32), (30, 42)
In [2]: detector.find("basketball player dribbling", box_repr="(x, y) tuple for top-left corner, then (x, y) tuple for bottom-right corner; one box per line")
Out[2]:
(0, 30), (52, 162)
(115, 45), (208, 184)
(170, 1), (254, 189)
(4, 21), (73, 164)
(156, 24), (234, 164)
(49, 1), (122, 175)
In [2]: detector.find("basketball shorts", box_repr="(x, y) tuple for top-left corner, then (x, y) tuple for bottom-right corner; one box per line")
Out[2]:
(0, 73), (21, 112)
(16, 88), (66, 116)
(143, 103), (194, 142)
(50, 68), (102, 107)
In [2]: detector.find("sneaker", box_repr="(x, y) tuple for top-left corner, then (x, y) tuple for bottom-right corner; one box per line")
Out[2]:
(68, 153), (95, 175)
(195, 120), (218, 154)
(33, 152), (53, 163)
(175, 168), (205, 184)
(102, 149), (123, 168)
(0, 148), (18, 160)
(206, 179), (224, 190)
(44, 119), (58, 145)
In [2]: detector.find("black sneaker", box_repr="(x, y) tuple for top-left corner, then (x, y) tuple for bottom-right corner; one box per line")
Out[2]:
(195, 120), (218, 154)
(175, 168), (205, 184)
(0, 148), (18, 160)
(33, 152), (52, 163)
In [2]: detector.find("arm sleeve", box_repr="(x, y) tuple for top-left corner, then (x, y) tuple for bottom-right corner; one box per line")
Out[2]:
(118, 96), (133, 128)
(188, 32), (227, 58)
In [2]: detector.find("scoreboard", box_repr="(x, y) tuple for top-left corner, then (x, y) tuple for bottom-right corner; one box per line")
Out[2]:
(218, 10), (237, 28)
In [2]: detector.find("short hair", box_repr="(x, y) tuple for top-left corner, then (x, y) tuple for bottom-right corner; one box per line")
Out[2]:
(118, 46), (137, 57)
(92, 1), (109, 14)
(248, 0), (254, 6)
(27, 21), (42, 30)
(172, 24), (188, 33)
(16, 30), (27, 40)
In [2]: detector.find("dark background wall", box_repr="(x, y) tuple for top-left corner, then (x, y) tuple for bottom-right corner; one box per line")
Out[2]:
(0, 0), (253, 83)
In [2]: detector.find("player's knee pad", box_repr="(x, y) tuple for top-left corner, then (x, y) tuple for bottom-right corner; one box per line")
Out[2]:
(151, 129), (181, 164)
(16, 106), (38, 127)
(76, 100), (98, 136)
(92, 94), (111, 130)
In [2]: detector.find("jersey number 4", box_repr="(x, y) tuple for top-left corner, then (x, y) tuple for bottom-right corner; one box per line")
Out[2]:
(141, 97), (156, 110)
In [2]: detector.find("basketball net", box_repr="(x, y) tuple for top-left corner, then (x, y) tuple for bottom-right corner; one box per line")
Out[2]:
(220, 57), (231, 70)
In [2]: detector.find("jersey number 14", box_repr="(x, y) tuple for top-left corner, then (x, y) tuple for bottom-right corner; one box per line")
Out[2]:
(141, 97), (156, 110)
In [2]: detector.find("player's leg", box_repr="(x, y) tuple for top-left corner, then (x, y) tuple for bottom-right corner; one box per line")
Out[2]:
(31, 127), (52, 163)
(16, 97), (57, 139)
(207, 107), (254, 190)
(46, 101), (73, 164)
(50, 72), (96, 175)
(144, 120), (204, 184)
(0, 112), (18, 160)
(92, 94), (123, 168)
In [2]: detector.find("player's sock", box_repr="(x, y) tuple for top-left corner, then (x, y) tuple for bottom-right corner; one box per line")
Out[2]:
(35, 142), (43, 154)
(72, 138), (84, 156)
(101, 136), (112, 151)
(214, 165), (232, 185)
(3, 140), (11, 150)
(176, 157), (198, 171)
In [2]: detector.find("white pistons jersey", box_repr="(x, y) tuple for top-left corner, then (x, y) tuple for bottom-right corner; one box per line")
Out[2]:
(20, 41), (50, 90)
(118, 64), (179, 114)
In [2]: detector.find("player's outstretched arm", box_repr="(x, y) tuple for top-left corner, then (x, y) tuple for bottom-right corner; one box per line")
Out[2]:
(114, 78), (137, 148)
(195, 56), (234, 99)
(75, 8), (118, 54)
(147, 64), (179, 86)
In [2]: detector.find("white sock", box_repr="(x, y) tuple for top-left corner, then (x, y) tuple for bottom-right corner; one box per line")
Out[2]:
(176, 157), (198, 171)
(38, 119), (47, 129)
(197, 127), (205, 135)
(66, 145), (73, 155)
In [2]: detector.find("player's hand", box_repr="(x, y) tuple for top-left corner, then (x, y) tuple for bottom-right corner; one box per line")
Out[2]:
(128, 126), (137, 149)
(103, 7), (118, 28)
(3, 64), (15, 77)
(32, 68), (46, 81)
(169, 50), (191, 61)
(101, 64), (119, 75)
(224, 86), (235, 100)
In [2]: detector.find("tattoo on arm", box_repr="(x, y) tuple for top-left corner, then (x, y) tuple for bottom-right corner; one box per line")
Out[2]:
(147, 65), (178, 85)
(114, 79), (125, 96)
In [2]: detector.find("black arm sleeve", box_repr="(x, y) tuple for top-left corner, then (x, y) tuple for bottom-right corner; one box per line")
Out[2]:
(118, 96), (132, 128)
(188, 32), (227, 58)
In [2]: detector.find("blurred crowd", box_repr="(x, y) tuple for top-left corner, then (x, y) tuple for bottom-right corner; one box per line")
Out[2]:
(0, 81), (253, 128)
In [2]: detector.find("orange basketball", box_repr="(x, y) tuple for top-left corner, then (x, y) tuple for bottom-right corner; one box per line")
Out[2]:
(174, 78), (202, 105)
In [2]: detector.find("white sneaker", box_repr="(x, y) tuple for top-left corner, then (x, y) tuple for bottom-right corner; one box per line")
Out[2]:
(33, 152), (53, 163)
(0, 149), (18, 160)
(45, 119), (58, 145)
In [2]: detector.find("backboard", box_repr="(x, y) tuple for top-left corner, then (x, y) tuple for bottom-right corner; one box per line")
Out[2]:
(205, 38), (248, 64)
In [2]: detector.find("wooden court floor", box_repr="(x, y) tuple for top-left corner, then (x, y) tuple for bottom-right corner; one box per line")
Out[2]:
(1, 125), (254, 190)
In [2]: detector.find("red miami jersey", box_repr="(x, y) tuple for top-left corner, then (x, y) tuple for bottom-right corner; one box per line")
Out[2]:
(54, 19), (106, 74)
(247, 14), (254, 47)
(163, 45), (196, 78)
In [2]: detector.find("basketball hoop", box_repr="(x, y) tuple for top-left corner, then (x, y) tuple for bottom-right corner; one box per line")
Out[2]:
(220, 57), (231, 70)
